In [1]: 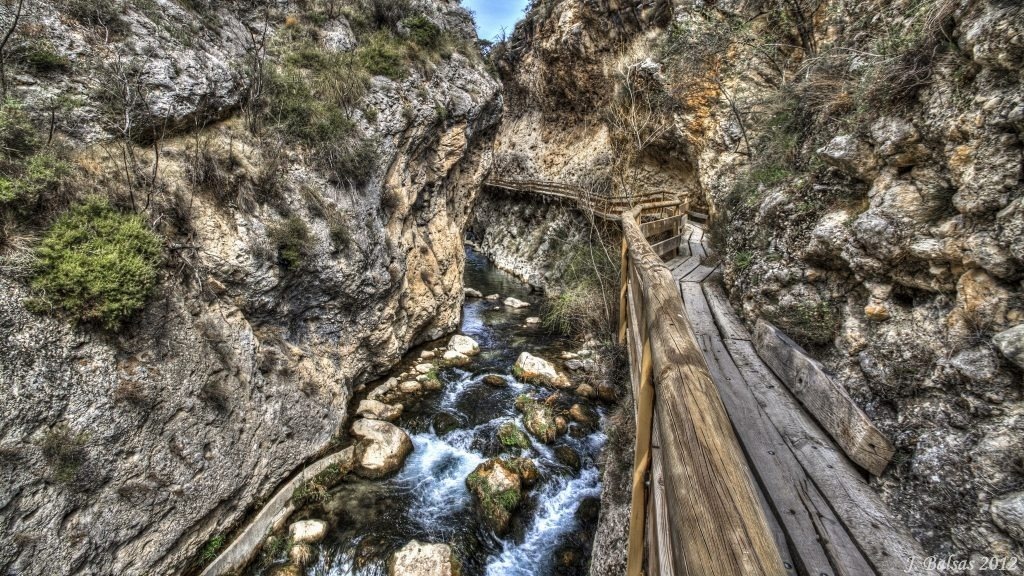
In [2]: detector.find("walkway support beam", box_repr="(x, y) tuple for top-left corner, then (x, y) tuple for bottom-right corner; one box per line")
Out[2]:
(621, 207), (786, 576)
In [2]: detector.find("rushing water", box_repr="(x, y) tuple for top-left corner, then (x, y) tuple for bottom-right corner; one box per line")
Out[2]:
(251, 248), (606, 576)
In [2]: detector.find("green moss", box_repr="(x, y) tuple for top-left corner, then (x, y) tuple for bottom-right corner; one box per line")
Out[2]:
(292, 463), (345, 507)
(268, 216), (313, 269)
(30, 198), (163, 331)
(497, 421), (530, 450)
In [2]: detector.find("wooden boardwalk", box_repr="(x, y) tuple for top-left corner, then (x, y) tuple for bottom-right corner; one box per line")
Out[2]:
(482, 177), (931, 575)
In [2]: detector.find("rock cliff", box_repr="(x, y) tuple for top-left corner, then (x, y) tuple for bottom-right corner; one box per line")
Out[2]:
(0, 1), (498, 574)
(480, 0), (1024, 568)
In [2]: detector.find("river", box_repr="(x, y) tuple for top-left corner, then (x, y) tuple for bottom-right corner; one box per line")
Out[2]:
(249, 247), (608, 576)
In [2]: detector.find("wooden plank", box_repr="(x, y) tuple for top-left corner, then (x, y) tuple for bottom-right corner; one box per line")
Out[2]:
(703, 282), (751, 340)
(641, 215), (681, 238)
(671, 256), (701, 281)
(650, 418), (674, 576)
(753, 320), (895, 477)
(621, 208), (785, 576)
(663, 255), (686, 271)
(651, 235), (682, 260)
(682, 285), (876, 576)
(680, 263), (718, 284)
(726, 340), (934, 575)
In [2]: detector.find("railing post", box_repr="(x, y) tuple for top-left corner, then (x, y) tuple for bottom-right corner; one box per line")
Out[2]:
(618, 235), (629, 345)
(627, 335), (654, 576)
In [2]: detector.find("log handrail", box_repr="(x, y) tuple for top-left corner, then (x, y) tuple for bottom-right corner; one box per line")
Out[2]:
(620, 206), (785, 576)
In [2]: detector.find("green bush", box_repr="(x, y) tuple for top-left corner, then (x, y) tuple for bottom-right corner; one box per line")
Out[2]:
(63, 0), (125, 30)
(355, 31), (407, 79)
(17, 40), (71, 74)
(268, 216), (313, 269)
(30, 197), (163, 331)
(0, 152), (70, 206)
(200, 534), (225, 564)
(0, 99), (40, 161)
(357, 0), (412, 30)
(403, 15), (441, 50)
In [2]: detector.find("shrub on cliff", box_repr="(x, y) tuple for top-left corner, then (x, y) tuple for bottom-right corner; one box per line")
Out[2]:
(29, 197), (163, 331)
(268, 216), (314, 269)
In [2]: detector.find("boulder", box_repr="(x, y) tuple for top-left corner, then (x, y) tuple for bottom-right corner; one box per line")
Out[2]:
(575, 384), (596, 399)
(389, 540), (461, 576)
(464, 287), (483, 298)
(504, 297), (530, 308)
(442, 350), (471, 367)
(569, 404), (598, 427)
(466, 459), (522, 534)
(817, 134), (878, 181)
(415, 363), (434, 374)
(356, 399), (403, 422)
(485, 293), (500, 301)
(992, 491), (1024, 544)
(447, 334), (480, 356)
(420, 350), (436, 360)
(554, 445), (581, 471)
(289, 519), (327, 544)
(525, 317), (542, 325)
(506, 457), (540, 487)
(514, 352), (571, 388)
(351, 419), (413, 479)
(482, 374), (507, 387)
(399, 380), (423, 394)
(367, 378), (399, 402)
(497, 421), (531, 450)
(514, 395), (559, 443)
(994, 325), (1024, 370)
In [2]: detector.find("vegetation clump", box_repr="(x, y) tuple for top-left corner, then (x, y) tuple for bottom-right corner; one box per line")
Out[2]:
(30, 197), (163, 331)
(268, 216), (314, 269)
(497, 421), (530, 450)
(40, 424), (89, 484)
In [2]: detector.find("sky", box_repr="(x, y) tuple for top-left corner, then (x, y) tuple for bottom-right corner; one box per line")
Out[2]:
(462, 0), (530, 42)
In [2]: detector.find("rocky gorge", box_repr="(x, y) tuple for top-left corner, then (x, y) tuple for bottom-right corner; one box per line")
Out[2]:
(0, 0), (1021, 574)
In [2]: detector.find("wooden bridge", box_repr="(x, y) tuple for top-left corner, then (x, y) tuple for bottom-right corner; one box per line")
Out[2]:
(483, 178), (933, 576)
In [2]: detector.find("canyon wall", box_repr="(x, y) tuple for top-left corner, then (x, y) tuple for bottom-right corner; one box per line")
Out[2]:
(483, 0), (1024, 567)
(0, 1), (499, 574)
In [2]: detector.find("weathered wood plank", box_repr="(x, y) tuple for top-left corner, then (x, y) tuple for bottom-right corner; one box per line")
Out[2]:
(703, 282), (751, 341)
(650, 418), (675, 576)
(651, 235), (682, 259)
(642, 215), (682, 238)
(753, 320), (895, 476)
(671, 256), (702, 281)
(726, 339), (934, 575)
(681, 263), (718, 284)
(682, 284), (877, 576)
(621, 208), (785, 576)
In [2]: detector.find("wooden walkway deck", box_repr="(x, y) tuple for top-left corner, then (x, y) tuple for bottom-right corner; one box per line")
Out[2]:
(482, 177), (931, 575)
(665, 223), (930, 576)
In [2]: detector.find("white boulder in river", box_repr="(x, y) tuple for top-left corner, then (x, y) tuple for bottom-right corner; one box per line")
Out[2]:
(504, 297), (530, 308)
(388, 540), (461, 576)
(443, 350), (471, 367)
(351, 419), (413, 479)
(464, 287), (483, 298)
(447, 334), (480, 356)
(289, 519), (327, 544)
(514, 352), (571, 388)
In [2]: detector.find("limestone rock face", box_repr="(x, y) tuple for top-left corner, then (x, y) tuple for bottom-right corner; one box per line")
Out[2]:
(817, 135), (878, 181)
(389, 541), (461, 576)
(514, 352), (571, 388)
(351, 419), (413, 479)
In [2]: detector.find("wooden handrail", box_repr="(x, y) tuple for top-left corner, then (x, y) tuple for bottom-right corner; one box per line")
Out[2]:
(620, 207), (785, 576)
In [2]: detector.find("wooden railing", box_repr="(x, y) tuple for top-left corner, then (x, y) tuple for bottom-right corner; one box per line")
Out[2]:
(618, 207), (786, 576)
(483, 177), (680, 220)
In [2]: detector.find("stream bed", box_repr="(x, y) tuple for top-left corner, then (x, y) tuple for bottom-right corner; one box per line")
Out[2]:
(251, 248), (608, 576)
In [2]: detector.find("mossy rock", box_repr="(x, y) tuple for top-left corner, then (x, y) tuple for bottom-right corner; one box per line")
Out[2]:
(554, 445), (581, 472)
(497, 421), (530, 451)
(514, 395), (558, 444)
(465, 459), (525, 535)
